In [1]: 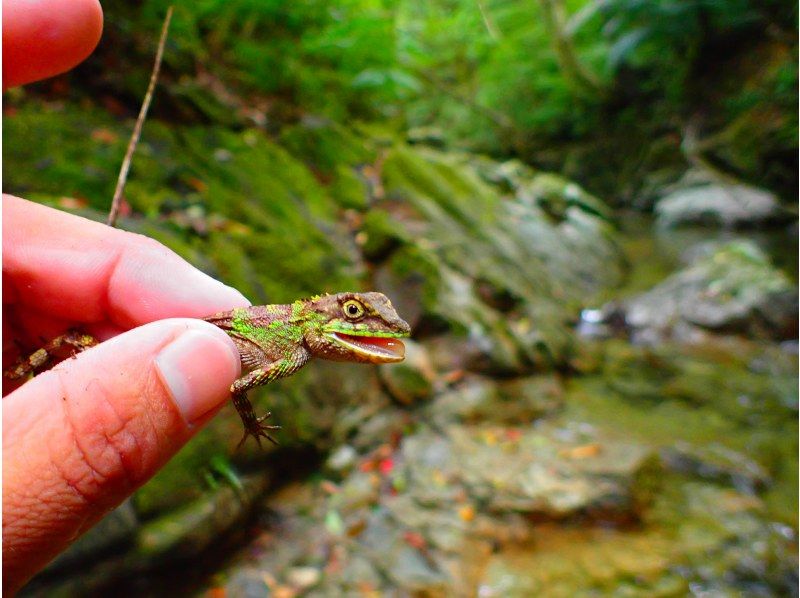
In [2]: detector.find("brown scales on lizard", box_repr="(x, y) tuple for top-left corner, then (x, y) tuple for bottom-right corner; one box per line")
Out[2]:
(5, 292), (411, 448)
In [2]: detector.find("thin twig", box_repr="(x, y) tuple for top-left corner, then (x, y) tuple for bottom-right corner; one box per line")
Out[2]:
(107, 6), (174, 227)
(477, 0), (501, 40)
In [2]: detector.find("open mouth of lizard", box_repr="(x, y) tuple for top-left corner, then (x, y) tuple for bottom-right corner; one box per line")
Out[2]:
(329, 332), (407, 363)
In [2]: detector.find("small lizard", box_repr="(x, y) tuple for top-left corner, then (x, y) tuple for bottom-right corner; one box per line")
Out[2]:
(204, 291), (411, 446)
(5, 291), (411, 447)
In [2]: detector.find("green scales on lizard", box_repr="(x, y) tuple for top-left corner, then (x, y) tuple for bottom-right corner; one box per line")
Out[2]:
(5, 292), (411, 448)
(205, 291), (410, 446)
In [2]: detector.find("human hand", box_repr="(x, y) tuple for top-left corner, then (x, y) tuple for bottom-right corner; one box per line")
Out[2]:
(2, 0), (104, 89)
(3, 3), (249, 592)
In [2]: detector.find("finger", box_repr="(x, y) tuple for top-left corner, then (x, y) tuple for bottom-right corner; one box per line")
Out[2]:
(3, 195), (250, 328)
(3, 302), (124, 354)
(2, 0), (104, 89)
(2, 318), (241, 591)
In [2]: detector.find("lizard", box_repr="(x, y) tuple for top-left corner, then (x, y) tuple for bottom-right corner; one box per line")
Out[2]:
(5, 291), (411, 448)
(203, 291), (411, 446)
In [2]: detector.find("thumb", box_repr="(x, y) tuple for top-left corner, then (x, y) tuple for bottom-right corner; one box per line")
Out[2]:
(2, 318), (241, 590)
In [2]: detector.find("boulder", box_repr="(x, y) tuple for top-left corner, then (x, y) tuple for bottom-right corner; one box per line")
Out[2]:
(656, 182), (785, 228)
(621, 241), (797, 341)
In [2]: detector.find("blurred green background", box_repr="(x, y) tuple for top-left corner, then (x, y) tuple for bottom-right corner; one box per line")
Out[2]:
(5, 0), (797, 595)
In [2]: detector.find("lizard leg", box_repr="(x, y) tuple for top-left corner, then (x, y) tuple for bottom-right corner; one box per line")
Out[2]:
(230, 352), (309, 448)
(231, 371), (281, 449)
(4, 330), (99, 380)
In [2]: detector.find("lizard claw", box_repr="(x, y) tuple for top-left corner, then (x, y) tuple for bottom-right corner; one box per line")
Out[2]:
(257, 411), (281, 426)
(237, 412), (281, 449)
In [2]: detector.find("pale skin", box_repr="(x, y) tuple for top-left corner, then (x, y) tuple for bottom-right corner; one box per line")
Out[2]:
(3, 1), (249, 592)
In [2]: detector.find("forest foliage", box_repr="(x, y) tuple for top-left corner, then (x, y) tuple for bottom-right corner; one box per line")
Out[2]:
(13, 0), (799, 203)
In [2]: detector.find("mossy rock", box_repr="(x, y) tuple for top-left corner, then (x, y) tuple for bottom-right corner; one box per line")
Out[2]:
(280, 120), (376, 175)
(623, 240), (797, 340)
(374, 144), (623, 372)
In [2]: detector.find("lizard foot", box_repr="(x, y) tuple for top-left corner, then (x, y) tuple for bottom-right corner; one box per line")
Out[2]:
(237, 411), (281, 449)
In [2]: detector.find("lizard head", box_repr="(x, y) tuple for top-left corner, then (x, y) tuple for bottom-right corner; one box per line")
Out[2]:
(302, 292), (411, 364)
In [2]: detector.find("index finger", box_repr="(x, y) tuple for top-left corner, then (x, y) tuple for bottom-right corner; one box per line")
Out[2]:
(2, 0), (104, 89)
(3, 195), (250, 328)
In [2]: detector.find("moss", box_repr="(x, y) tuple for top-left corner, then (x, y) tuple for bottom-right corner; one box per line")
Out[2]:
(528, 172), (614, 222)
(3, 104), (123, 209)
(169, 82), (244, 127)
(382, 145), (498, 229)
(280, 121), (375, 175)
(135, 472), (268, 561)
(564, 339), (798, 528)
(360, 210), (405, 261)
(205, 232), (267, 303)
(375, 144), (626, 370)
(330, 164), (369, 210)
(386, 245), (444, 312)
(132, 426), (230, 519)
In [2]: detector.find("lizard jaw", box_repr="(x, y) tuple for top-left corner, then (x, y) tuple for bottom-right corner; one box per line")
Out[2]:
(329, 332), (406, 363)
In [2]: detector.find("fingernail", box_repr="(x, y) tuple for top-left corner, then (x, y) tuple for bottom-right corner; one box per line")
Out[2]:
(155, 328), (240, 423)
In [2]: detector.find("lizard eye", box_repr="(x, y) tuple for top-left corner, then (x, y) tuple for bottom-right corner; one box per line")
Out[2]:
(343, 300), (365, 320)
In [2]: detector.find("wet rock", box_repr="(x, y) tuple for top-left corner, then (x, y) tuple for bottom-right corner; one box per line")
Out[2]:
(210, 422), (659, 596)
(44, 500), (138, 574)
(377, 145), (624, 373)
(669, 483), (798, 595)
(426, 375), (498, 425)
(496, 375), (565, 420)
(290, 360), (389, 447)
(326, 444), (358, 475)
(335, 472), (381, 512)
(427, 374), (563, 426)
(468, 341), (797, 596)
(401, 424), (659, 518)
(477, 528), (678, 597)
(383, 542), (449, 593)
(656, 182), (785, 228)
(620, 241), (797, 341)
(472, 157), (614, 221)
(210, 331), (796, 596)
(286, 565), (321, 589)
(581, 338), (798, 427)
(340, 558), (384, 593)
(520, 171), (614, 222)
(222, 567), (272, 598)
(356, 508), (451, 593)
(471, 156), (532, 193)
(661, 443), (771, 493)
(473, 476), (797, 597)
(136, 472), (270, 561)
(346, 404), (410, 450)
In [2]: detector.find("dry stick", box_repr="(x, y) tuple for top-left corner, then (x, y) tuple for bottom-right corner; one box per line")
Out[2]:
(107, 6), (174, 228)
(476, 0), (501, 41)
